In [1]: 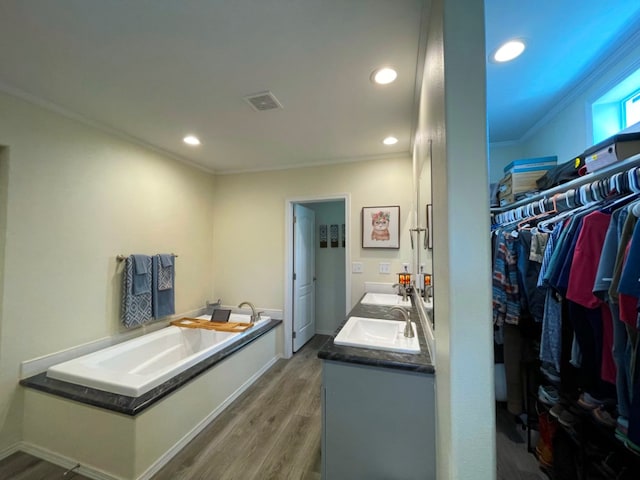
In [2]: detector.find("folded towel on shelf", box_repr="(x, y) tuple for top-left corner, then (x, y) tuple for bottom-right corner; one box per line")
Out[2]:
(131, 254), (151, 295)
(152, 254), (175, 318)
(121, 255), (153, 328)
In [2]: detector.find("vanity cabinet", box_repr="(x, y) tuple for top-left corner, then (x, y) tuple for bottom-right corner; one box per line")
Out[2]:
(321, 359), (435, 480)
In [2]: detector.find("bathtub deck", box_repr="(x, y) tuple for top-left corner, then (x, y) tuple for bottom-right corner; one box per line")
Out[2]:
(20, 319), (281, 415)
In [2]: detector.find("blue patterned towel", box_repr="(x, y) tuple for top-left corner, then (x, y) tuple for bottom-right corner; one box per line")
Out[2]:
(121, 256), (153, 328)
(152, 254), (175, 318)
(158, 254), (173, 291)
(131, 254), (151, 295)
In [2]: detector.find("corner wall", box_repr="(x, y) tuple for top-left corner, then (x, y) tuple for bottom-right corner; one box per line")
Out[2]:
(416, 0), (495, 478)
(0, 92), (216, 454)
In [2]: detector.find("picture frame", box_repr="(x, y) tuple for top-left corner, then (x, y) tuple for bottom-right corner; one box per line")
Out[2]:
(362, 206), (400, 249)
(426, 204), (433, 249)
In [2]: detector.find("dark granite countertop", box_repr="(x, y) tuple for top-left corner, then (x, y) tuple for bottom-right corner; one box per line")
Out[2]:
(20, 319), (282, 416)
(317, 295), (434, 374)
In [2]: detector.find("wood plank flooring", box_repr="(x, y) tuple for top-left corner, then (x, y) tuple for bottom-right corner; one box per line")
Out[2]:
(496, 406), (548, 480)
(0, 451), (91, 480)
(150, 334), (327, 480)
(1, 335), (547, 480)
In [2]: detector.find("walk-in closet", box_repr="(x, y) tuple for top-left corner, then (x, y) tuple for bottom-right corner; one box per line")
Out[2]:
(492, 153), (640, 479)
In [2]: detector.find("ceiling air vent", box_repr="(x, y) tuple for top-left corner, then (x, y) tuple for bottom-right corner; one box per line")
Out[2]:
(243, 91), (283, 112)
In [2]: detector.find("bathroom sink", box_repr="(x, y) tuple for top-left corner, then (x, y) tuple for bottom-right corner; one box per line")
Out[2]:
(361, 292), (411, 307)
(334, 316), (420, 354)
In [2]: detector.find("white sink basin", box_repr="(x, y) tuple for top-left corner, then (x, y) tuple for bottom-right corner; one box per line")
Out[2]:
(361, 292), (411, 307)
(334, 316), (420, 354)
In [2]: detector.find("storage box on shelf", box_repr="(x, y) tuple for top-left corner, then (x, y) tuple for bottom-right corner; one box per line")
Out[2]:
(583, 132), (640, 173)
(503, 156), (558, 175)
(498, 156), (557, 206)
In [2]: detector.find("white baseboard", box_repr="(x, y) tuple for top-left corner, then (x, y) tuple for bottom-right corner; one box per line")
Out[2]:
(16, 354), (282, 480)
(0, 442), (21, 462)
(19, 442), (121, 480)
(315, 329), (336, 336)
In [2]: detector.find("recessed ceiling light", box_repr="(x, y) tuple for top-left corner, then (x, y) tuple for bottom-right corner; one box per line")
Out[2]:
(183, 135), (201, 146)
(383, 136), (398, 145)
(492, 40), (526, 63)
(371, 67), (398, 85)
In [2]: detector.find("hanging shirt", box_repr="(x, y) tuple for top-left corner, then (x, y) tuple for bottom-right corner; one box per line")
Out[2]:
(618, 242), (638, 327)
(566, 210), (612, 308)
(593, 205), (628, 299)
(618, 219), (640, 298)
(538, 222), (564, 288)
(609, 212), (638, 303)
(493, 229), (520, 326)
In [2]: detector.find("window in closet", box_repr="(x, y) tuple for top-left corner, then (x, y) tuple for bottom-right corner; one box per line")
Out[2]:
(623, 89), (640, 128)
(591, 66), (640, 143)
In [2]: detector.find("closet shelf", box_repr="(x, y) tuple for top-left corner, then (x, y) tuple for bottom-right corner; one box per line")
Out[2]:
(491, 152), (640, 214)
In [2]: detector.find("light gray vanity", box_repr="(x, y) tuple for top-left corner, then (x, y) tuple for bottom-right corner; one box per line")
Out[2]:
(318, 294), (435, 479)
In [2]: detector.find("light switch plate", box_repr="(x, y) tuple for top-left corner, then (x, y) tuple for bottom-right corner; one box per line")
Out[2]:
(352, 262), (363, 273)
(379, 262), (390, 274)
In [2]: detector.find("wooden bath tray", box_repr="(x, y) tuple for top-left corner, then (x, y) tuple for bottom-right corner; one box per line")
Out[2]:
(170, 318), (254, 332)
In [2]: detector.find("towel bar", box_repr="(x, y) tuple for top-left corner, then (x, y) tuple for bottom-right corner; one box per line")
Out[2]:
(116, 253), (179, 261)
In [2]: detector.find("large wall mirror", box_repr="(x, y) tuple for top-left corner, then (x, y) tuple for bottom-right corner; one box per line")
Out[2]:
(413, 136), (434, 327)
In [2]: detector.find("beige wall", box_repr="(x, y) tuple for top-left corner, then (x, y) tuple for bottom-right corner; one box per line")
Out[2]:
(212, 157), (413, 312)
(0, 92), (216, 453)
(417, 0), (495, 478)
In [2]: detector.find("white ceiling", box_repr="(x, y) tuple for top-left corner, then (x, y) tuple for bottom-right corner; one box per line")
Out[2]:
(1, 1), (640, 173)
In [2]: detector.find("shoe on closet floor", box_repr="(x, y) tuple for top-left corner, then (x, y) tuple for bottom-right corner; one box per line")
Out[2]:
(615, 417), (629, 443)
(577, 391), (603, 410)
(591, 406), (616, 429)
(549, 403), (565, 419)
(537, 385), (560, 405)
(624, 438), (640, 456)
(557, 409), (578, 429)
(540, 363), (561, 383)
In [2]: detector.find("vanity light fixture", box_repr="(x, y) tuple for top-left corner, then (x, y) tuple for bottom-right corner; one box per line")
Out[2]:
(398, 271), (411, 287)
(183, 135), (201, 146)
(371, 67), (398, 85)
(383, 136), (399, 145)
(492, 40), (526, 63)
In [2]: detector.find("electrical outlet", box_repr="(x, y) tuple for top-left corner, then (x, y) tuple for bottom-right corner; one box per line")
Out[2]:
(402, 263), (411, 273)
(379, 262), (390, 274)
(352, 262), (364, 273)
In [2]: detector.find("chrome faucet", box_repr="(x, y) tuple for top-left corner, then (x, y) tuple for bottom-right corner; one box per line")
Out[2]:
(424, 285), (433, 302)
(390, 306), (414, 338)
(237, 301), (261, 324)
(392, 283), (408, 302)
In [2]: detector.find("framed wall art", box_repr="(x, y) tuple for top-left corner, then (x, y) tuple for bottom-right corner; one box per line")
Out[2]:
(361, 206), (400, 249)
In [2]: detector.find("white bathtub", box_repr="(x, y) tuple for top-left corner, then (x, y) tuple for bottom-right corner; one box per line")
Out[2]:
(46, 314), (270, 397)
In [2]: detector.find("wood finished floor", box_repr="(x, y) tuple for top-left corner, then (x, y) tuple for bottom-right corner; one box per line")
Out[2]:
(0, 451), (91, 480)
(1, 335), (546, 480)
(496, 406), (548, 480)
(150, 334), (326, 480)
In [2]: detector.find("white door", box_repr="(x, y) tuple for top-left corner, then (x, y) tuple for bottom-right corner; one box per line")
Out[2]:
(293, 204), (316, 352)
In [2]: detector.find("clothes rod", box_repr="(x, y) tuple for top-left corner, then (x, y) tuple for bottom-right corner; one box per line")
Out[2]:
(490, 152), (640, 214)
(116, 253), (179, 261)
